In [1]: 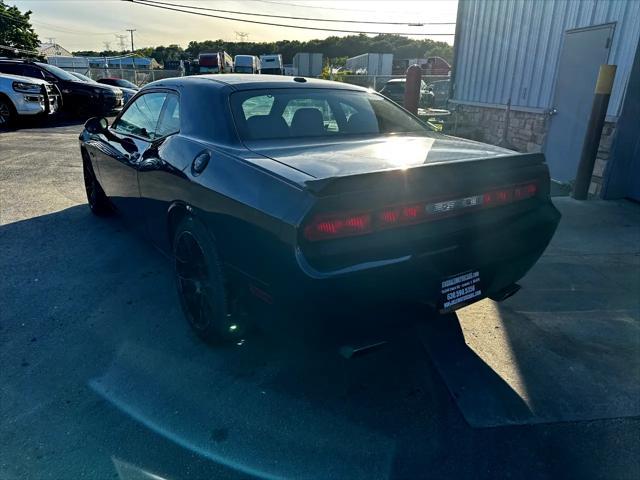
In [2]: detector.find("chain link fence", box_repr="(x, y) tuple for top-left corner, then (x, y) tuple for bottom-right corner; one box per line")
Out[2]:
(337, 74), (450, 91)
(59, 67), (183, 87)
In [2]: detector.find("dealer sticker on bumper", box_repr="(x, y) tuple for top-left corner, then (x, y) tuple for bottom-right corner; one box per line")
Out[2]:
(440, 271), (482, 311)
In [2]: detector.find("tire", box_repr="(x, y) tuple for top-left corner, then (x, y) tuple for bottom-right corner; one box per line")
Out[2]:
(82, 155), (112, 216)
(0, 96), (16, 129)
(172, 216), (246, 345)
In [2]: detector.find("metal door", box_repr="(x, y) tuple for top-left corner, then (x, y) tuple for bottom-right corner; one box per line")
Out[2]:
(544, 24), (614, 183)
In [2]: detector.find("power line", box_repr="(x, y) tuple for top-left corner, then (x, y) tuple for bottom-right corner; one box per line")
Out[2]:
(250, 0), (422, 15)
(127, 0), (454, 26)
(0, 9), (31, 25)
(126, 0), (455, 37)
(0, 11), (120, 36)
(31, 20), (119, 36)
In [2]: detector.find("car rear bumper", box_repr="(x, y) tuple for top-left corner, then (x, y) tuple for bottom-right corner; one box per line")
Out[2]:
(270, 202), (561, 309)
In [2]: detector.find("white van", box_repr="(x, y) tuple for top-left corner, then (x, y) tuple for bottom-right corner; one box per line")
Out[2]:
(260, 54), (283, 75)
(234, 55), (260, 74)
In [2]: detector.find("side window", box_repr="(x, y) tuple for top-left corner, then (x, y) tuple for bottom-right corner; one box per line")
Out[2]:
(0, 63), (21, 75)
(20, 65), (45, 79)
(241, 94), (274, 119)
(113, 92), (167, 139)
(156, 93), (180, 137)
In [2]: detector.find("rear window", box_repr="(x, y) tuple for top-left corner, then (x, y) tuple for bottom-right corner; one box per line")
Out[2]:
(230, 88), (432, 141)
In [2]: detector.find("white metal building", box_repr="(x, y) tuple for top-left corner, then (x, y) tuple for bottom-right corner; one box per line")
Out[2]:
(38, 42), (73, 57)
(451, 0), (640, 200)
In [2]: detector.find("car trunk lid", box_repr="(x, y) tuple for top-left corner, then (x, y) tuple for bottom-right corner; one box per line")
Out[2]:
(242, 134), (514, 181)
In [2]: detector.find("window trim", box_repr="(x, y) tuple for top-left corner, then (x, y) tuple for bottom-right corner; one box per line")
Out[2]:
(155, 92), (181, 138)
(110, 88), (180, 142)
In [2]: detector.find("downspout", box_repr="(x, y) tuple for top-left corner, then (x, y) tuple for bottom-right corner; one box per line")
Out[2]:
(450, 0), (464, 135)
(449, 0), (465, 101)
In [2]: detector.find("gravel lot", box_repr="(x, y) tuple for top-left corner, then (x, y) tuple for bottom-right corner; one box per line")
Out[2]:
(1, 121), (638, 480)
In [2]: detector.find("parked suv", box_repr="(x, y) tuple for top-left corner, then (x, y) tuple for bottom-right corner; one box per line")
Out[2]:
(70, 72), (134, 104)
(0, 60), (123, 115)
(0, 73), (59, 128)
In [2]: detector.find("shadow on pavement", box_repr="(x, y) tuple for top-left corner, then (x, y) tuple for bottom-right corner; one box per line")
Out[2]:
(1, 204), (639, 479)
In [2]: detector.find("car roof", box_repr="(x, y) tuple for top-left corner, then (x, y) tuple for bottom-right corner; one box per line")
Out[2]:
(0, 59), (32, 64)
(146, 74), (368, 92)
(0, 72), (48, 84)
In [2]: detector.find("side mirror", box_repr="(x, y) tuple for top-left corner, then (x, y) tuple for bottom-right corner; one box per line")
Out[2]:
(85, 117), (108, 134)
(120, 136), (138, 154)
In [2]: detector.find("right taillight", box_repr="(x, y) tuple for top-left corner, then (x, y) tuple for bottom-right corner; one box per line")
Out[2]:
(303, 181), (538, 242)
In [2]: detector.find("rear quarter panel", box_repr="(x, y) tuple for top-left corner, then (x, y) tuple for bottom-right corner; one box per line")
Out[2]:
(139, 136), (313, 286)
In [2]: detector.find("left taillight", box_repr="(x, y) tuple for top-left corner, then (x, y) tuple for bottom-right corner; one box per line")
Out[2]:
(303, 212), (372, 242)
(303, 181), (539, 242)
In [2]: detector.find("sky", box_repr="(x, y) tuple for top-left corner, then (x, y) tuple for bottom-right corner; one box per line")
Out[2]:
(9, 0), (458, 52)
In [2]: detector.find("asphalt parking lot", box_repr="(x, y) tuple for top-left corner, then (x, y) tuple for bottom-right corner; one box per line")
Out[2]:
(1, 122), (639, 480)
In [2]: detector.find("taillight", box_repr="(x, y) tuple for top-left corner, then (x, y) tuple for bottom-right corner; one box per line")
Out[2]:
(303, 181), (538, 242)
(304, 212), (372, 241)
(377, 204), (425, 228)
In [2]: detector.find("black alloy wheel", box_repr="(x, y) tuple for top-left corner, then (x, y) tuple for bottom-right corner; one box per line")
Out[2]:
(0, 98), (16, 128)
(82, 156), (112, 216)
(173, 217), (246, 345)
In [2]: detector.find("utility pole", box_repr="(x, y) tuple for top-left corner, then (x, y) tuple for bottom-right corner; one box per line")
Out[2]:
(235, 31), (248, 43)
(126, 29), (136, 52)
(103, 41), (111, 51)
(115, 34), (127, 52)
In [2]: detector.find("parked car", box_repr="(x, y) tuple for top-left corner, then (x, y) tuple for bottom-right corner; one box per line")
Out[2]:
(427, 79), (451, 108)
(79, 75), (560, 344)
(96, 77), (140, 91)
(0, 60), (123, 116)
(0, 73), (59, 128)
(70, 71), (135, 104)
(378, 78), (429, 106)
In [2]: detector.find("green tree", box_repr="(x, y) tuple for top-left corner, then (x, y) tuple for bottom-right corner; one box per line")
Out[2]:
(75, 34), (454, 69)
(0, 0), (40, 57)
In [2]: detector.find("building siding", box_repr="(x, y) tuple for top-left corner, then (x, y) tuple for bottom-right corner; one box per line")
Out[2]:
(453, 0), (640, 118)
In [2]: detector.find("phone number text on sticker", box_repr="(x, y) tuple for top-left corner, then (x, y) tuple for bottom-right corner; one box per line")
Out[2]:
(441, 271), (482, 309)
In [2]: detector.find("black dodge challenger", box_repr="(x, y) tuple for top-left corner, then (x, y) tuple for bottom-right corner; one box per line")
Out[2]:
(79, 75), (560, 343)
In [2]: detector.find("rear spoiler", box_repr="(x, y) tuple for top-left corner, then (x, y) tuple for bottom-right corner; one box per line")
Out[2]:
(303, 153), (547, 196)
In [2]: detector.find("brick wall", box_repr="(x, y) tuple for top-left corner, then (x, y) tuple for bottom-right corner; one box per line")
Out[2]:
(449, 103), (616, 197)
(448, 103), (549, 153)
